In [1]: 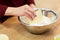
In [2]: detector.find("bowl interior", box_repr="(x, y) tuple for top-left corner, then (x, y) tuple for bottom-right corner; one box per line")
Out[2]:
(18, 8), (58, 26)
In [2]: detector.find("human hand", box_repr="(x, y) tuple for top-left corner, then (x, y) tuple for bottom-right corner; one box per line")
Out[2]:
(5, 4), (36, 20)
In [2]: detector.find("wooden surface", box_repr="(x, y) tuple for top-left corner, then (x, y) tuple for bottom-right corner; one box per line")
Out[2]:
(0, 0), (60, 40)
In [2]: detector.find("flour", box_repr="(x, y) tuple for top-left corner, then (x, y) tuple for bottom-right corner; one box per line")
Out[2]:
(20, 9), (53, 26)
(29, 16), (52, 26)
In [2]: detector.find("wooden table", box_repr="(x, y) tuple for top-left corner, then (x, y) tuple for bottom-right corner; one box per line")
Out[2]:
(0, 0), (60, 40)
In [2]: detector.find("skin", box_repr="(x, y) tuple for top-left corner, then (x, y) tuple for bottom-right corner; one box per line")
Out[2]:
(5, 4), (36, 20)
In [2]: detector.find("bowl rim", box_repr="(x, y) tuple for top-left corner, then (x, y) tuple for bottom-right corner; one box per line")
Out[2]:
(18, 8), (58, 27)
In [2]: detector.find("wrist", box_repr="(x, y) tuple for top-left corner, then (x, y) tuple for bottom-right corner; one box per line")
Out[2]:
(5, 7), (16, 16)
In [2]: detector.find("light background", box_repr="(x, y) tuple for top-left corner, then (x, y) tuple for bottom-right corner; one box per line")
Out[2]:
(35, 0), (60, 13)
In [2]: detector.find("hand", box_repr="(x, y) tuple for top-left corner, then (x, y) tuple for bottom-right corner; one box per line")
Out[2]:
(30, 4), (36, 8)
(5, 4), (36, 20)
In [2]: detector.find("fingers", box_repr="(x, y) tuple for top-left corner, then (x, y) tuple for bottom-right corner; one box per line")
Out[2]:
(25, 10), (35, 20)
(26, 5), (36, 15)
(30, 4), (36, 8)
(24, 12), (33, 20)
(24, 5), (36, 20)
(25, 5), (34, 13)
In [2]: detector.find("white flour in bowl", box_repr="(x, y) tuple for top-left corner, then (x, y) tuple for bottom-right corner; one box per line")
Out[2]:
(20, 9), (53, 26)
(29, 16), (53, 26)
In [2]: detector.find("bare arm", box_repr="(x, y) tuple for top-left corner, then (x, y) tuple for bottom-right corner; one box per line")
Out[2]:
(5, 5), (36, 20)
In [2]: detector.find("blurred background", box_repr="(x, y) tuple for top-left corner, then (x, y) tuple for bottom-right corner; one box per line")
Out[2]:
(35, 0), (60, 13)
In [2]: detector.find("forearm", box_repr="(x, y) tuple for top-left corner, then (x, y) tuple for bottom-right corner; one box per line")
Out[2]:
(5, 0), (36, 16)
(5, 7), (16, 16)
